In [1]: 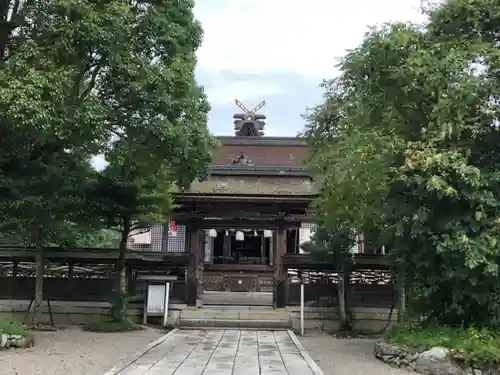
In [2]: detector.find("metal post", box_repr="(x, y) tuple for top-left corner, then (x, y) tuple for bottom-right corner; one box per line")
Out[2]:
(163, 282), (170, 328)
(300, 281), (304, 336)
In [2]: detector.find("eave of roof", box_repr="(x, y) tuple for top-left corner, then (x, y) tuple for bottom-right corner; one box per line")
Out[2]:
(217, 136), (307, 147)
(211, 165), (311, 177)
(173, 193), (317, 203)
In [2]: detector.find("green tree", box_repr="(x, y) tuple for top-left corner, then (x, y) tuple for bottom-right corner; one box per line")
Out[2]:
(301, 224), (354, 328)
(0, 0), (113, 325)
(81, 0), (215, 321)
(305, 0), (500, 328)
(1, 0), (214, 325)
(86, 164), (177, 321)
(75, 229), (121, 249)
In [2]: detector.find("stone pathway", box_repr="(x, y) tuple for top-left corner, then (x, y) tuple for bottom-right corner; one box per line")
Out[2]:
(104, 329), (324, 375)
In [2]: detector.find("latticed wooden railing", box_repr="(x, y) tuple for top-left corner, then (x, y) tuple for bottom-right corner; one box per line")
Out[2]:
(283, 254), (396, 308)
(0, 248), (190, 303)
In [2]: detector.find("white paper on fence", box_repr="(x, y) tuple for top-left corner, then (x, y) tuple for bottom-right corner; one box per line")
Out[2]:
(350, 233), (360, 254)
(298, 227), (312, 254)
(131, 230), (151, 244)
(147, 284), (166, 314)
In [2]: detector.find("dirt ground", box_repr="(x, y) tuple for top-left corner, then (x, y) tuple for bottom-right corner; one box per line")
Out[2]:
(0, 326), (163, 375)
(299, 332), (413, 375)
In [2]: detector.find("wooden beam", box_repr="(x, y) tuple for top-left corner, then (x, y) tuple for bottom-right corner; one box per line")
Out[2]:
(205, 264), (273, 272)
(174, 219), (303, 229)
(174, 194), (316, 203)
(172, 212), (313, 221)
(175, 202), (312, 211)
(0, 249), (191, 265)
(281, 254), (389, 269)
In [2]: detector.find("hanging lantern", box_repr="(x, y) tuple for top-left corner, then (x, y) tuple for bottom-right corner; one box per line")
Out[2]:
(225, 230), (229, 236)
(253, 230), (258, 236)
(208, 229), (217, 238)
(235, 230), (244, 241)
(263, 230), (272, 238)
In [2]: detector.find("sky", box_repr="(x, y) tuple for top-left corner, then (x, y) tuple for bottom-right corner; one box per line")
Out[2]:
(92, 0), (430, 169)
(193, 0), (429, 137)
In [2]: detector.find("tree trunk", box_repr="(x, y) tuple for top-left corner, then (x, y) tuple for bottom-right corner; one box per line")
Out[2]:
(118, 230), (127, 291)
(397, 269), (406, 323)
(31, 246), (44, 326)
(111, 218), (129, 321)
(337, 262), (351, 330)
(337, 272), (347, 325)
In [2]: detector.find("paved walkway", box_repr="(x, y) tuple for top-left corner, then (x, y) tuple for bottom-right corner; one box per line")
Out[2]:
(105, 329), (324, 375)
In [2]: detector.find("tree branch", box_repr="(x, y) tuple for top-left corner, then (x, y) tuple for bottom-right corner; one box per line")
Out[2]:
(79, 55), (107, 101)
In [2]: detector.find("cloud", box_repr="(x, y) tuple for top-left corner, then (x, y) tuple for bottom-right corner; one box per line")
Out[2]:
(194, 0), (427, 78)
(200, 72), (283, 106)
(193, 0), (433, 137)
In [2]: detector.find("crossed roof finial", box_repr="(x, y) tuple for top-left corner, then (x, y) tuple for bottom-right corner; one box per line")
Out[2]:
(233, 98), (267, 137)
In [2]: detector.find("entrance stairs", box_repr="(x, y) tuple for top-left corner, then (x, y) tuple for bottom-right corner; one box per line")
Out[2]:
(177, 305), (292, 330)
(203, 291), (273, 306)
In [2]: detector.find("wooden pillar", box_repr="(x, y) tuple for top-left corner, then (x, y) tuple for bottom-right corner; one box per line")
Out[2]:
(223, 232), (231, 257)
(161, 222), (168, 252)
(186, 220), (203, 307)
(274, 225), (286, 308)
(260, 232), (265, 264)
(199, 231), (205, 304)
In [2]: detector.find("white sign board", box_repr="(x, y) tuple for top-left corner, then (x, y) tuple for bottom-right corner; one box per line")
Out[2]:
(145, 282), (171, 327)
(147, 284), (166, 314)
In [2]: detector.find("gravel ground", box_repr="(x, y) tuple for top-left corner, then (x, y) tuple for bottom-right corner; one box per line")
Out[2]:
(299, 332), (413, 375)
(0, 326), (163, 375)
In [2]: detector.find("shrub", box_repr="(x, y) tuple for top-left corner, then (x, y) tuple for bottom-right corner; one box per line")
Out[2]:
(0, 317), (26, 336)
(385, 324), (500, 365)
(82, 317), (142, 333)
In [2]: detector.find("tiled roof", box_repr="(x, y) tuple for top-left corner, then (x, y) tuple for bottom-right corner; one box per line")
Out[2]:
(212, 137), (308, 167)
(187, 175), (319, 196)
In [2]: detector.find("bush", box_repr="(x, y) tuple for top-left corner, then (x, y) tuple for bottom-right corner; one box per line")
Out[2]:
(0, 317), (26, 336)
(385, 324), (500, 365)
(82, 317), (142, 333)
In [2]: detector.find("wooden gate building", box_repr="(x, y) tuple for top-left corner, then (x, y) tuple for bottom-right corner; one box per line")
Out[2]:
(129, 100), (319, 307)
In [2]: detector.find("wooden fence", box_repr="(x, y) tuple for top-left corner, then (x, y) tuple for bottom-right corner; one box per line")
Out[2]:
(0, 248), (190, 304)
(283, 254), (396, 308)
(0, 248), (396, 311)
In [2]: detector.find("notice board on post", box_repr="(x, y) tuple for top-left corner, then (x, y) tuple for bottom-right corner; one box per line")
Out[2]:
(138, 275), (178, 327)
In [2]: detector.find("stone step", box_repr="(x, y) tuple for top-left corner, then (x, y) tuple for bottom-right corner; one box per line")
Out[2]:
(195, 305), (276, 311)
(177, 318), (292, 329)
(203, 291), (273, 306)
(180, 309), (290, 321)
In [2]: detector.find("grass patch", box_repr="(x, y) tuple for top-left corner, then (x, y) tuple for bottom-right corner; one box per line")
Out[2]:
(83, 317), (143, 333)
(385, 324), (500, 365)
(0, 317), (27, 336)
